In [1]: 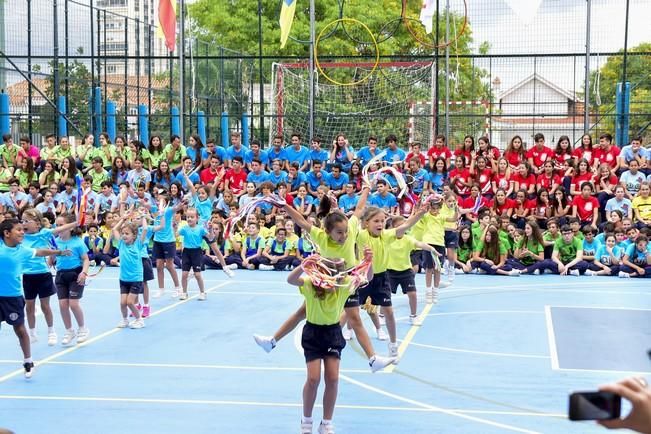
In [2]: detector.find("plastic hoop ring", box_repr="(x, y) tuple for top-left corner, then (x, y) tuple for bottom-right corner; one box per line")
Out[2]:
(314, 18), (379, 87)
(401, 0), (468, 50)
(282, 0), (345, 45)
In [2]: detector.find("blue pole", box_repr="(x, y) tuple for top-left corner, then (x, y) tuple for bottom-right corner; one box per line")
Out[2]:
(93, 87), (102, 140)
(197, 110), (207, 145)
(57, 96), (67, 138)
(242, 112), (250, 147)
(615, 83), (624, 146)
(221, 112), (229, 148)
(622, 81), (631, 146)
(138, 104), (149, 144)
(0, 93), (10, 136)
(106, 101), (117, 143)
(171, 106), (180, 137)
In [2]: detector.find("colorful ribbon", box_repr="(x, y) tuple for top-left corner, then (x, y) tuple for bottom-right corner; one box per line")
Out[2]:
(223, 194), (287, 238)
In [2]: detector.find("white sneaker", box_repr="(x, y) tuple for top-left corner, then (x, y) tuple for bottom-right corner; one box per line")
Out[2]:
(301, 420), (313, 434)
(116, 318), (129, 328)
(508, 269), (521, 276)
(253, 334), (276, 353)
(409, 314), (422, 326)
(172, 288), (181, 298)
(432, 288), (439, 304)
(154, 288), (165, 298)
(259, 264), (275, 271)
(129, 318), (145, 329)
(77, 327), (90, 343)
(378, 314), (386, 326)
(569, 269), (580, 276)
(533, 269), (541, 275)
(318, 422), (335, 434)
(376, 328), (388, 341)
(225, 263), (238, 270)
(585, 269), (598, 276)
(342, 327), (353, 341)
(61, 329), (76, 346)
(369, 354), (398, 373)
(438, 281), (451, 289)
(198, 292), (207, 301)
(619, 271), (631, 278)
(447, 266), (456, 281)
(47, 331), (57, 346)
(223, 268), (235, 278)
(29, 333), (38, 344)
(388, 342), (399, 357)
(425, 289), (433, 304)
(179, 292), (188, 300)
(469, 268), (479, 274)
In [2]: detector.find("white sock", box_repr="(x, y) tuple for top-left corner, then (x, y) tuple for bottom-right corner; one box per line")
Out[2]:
(47, 326), (54, 333)
(322, 419), (332, 425)
(29, 328), (36, 336)
(143, 304), (149, 307)
(24, 357), (32, 363)
(302, 416), (313, 424)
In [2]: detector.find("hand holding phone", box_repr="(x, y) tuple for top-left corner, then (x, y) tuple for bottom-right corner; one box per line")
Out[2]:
(593, 377), (651, 433)
(569, 391), (621, 421)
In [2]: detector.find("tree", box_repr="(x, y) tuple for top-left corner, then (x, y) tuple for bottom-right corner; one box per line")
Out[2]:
(588, 42), (651, 142)
(188, 0), (492, 144)
(44, 59), (92, 137)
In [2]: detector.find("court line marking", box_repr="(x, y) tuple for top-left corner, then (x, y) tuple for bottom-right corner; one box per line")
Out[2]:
(426, 310), (543, 318)
(0, 394), (565, 417)
(384, 303), (433, 373)
(339, 374), (540, 433)
(543, 305), (651, 311)
(544, 306), (560, 370)
(0, 281), (231, 383)
(404, 341), (550, 359)
(555, 367), (651, 375)
(0, 360), (377, 374)
(292, 324), (538, 433)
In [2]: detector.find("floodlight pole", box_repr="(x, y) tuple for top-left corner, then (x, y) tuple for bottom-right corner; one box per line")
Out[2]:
(179, 0), (186, 145)
(308, 0), (316, 141)
(583, 0), (591, 133)
(444, 0), (450, 141)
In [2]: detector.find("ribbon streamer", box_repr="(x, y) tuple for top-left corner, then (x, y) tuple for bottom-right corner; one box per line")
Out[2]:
(300, 254), (372, 294)
(361, 151), (410, 198)
(223, 194), (287, 238)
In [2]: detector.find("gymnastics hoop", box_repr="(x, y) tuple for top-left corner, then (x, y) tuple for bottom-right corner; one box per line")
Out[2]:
(400, 0), (467, 50)
(314, 18), (379, 87)
(281, 0), (344, 45)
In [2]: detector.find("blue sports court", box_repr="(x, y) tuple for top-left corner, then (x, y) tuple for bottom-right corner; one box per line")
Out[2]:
(1, 269), (649, 433)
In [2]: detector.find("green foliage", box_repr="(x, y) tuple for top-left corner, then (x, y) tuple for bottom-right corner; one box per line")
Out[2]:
(588, 43), (651, 141)
(43, 60), (92, 136)
(189, 0), (492, 144)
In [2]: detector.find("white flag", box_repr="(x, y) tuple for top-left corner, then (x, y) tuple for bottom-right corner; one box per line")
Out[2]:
(419, 0), (436, 34)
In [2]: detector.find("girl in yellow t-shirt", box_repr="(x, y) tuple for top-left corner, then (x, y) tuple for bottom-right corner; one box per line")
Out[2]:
(253, 187), (399, 372)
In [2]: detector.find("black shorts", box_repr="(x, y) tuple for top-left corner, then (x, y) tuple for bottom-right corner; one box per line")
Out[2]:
(23, 272), (56, 301)
(142, 257), (154, 282)
(387, 269), (416, 294)
(153, 241), (176, 260)
(0, 296), (25, 326)
(344, 291), (360, 308)
(301, 322), (346, 363)
(410, 250), (423, 267)
(182, 248), (205, 272)
(444, 230), (459, 248)
(55, 267), (85, 300)
(422, 245), (445, 270)
(358, 271), (392, 307)
(120, 280), (144, 295)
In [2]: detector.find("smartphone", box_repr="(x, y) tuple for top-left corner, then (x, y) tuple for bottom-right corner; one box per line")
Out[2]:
(568, 391), (621, 421)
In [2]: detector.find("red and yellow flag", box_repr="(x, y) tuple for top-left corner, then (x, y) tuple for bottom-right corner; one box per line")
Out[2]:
(159, 0), (177, 52)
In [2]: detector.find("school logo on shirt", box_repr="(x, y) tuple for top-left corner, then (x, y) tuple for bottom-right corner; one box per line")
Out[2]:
(480, 174), (487, 183)
(606, 153), (613, 161)
(9, 312), (18, 321)
(540, 153), (547, 161)
(585, 202), (593, 211)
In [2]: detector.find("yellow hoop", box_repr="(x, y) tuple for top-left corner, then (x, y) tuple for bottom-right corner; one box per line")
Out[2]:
(314, 18), (379, 87)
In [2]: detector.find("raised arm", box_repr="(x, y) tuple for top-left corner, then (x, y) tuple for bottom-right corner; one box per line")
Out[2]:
(351, 185), (370, 219)
(286, 263), (305, 287)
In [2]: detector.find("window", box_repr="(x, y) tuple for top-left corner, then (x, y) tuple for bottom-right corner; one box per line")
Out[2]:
(97, 0), (127, 7)
(129, 107), (138, 115)
(106, 65), (117, 74)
